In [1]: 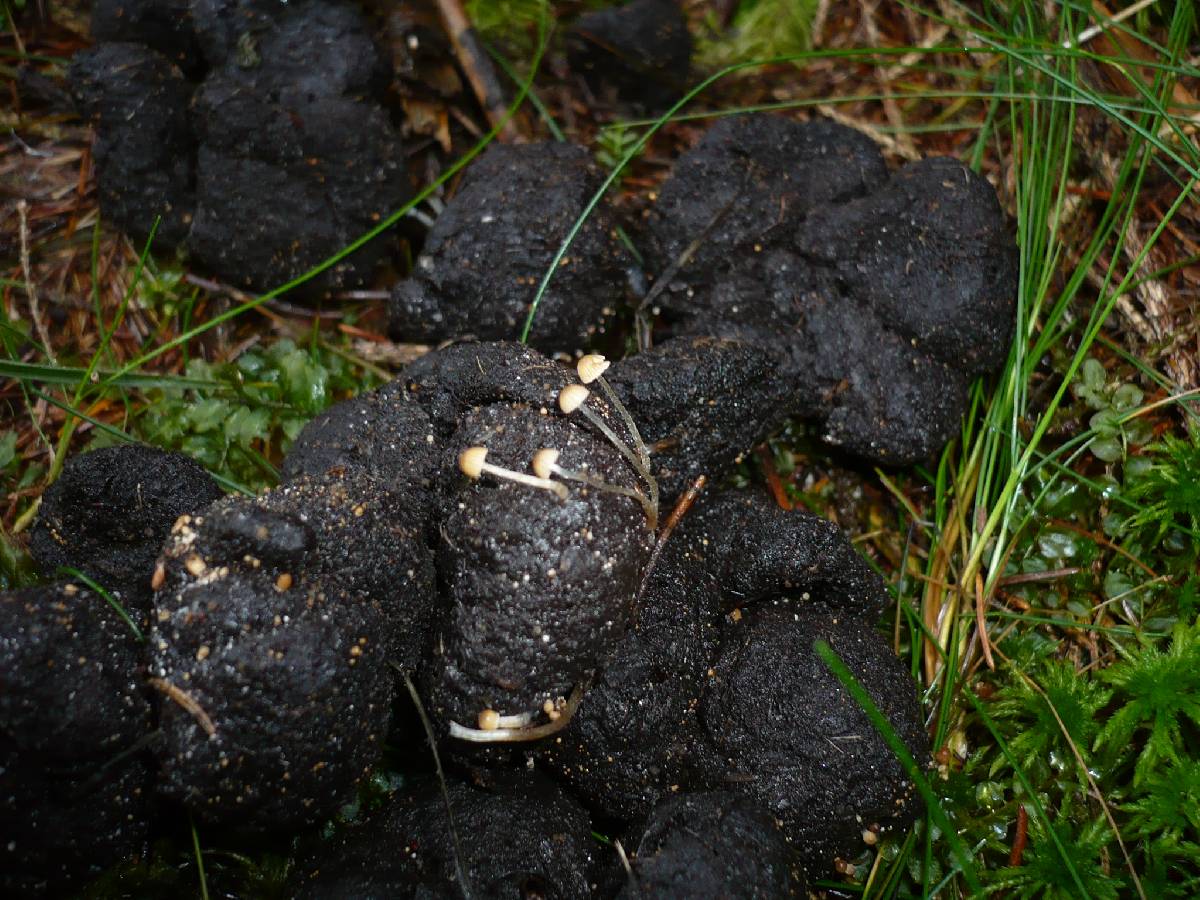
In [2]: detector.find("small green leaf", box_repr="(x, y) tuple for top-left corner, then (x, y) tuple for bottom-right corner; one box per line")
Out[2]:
(1112, 383), (1143, 412)
(1103, 569), (1135, 601)
(1082, 358), (1106, 391)
(0, 431), (17, 470)
(224, 406), (271, 446)
(1090, 436), (1123, 462)
(186, 398), (231, 433)
(1090, 408), (1122, 433)
(1127, 419), (1153, 446)
(17, 462), (45, 491)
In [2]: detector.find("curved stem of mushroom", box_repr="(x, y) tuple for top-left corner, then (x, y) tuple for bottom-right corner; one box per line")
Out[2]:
(595, 375), (649, 471)
(555, 466), (657, 530)
(576, 406), (659, 532)
(495, 711), (535, 729)
(594, 374), (659, 527)
(447, 682), (587, 743)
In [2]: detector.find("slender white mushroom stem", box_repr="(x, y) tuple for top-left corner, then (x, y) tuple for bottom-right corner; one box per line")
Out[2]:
(458, 446), (568, 500)
(596, 364), (660, 522)
(558, 384), (659, 530)
(447, 683), (587, 743)
(533, 448), (657, 531)
(474, 709), (536, 732)
(558, 385), (643, 478)
(496, 711), (535, 728)
(577, 354), (652, 473)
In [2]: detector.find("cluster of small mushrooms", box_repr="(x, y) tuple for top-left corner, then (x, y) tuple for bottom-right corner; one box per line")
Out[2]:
(5, 342), (936, 896)
(3, 0), (1020, 896)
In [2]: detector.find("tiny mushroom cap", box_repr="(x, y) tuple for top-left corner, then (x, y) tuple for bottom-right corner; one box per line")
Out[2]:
(478, 708), (501, 731)
(458, 444), (569, 500)
(532, 448), (560, 481)
(559, 384), (591, 415)
(459, 446), (489, 479)
(577, 353), (611, 385)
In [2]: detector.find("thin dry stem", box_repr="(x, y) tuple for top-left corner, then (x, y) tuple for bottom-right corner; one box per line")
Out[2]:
(399, 669), (473, 900)
(922, 445), (981, 684)
(149, 677), (217, 737)
(18, 199), (55, 364)
(635, 474), (707, 617)
(435, 0), (521, 142)
(594, 375), (659, 526)
(975, 571), (995, 671)
(1067, 0), (1162, 49)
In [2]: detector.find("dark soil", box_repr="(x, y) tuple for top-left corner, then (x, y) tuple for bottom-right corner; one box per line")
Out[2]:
(0, 581), (154, 895)
(606, 335), (794, 504)
(150, 573), (394, 830)
(389, 143), (635, 353)
(620, 791), (805, 898)
(0, 580), (150, 770)
(645, 113), (1017, 464)
(285, 340), (657, 726)
(671, 487), (891, 622)
(279, 378), (440, 489)
(644, 114), (891, 279)
(5, 336), (936, 885)
(248, 470), (438, 668)
(541, 487), (904, 845)
(90, 0), (201, 73)
(398, 340), (581, 433)
(539, 520), (721, 821)
(696, 603), (928, 866)
(2, 743), (154, 898)
(72, 0), (409, 297)
(566, 0), (692, 112)
(136, 426), (511, 831)
(28, 444), (223, 617)
(290, 769), (599, 898)
(69, 42), (197, 248)
(426, 396), (654, 728)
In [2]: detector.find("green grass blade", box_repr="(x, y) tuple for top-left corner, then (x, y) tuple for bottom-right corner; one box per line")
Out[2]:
(55, 566), (144, 642)
(77, 217), (161, 403)
(814, 639), (983, 896)
(190, 813), (211, 900)
(962, 683), (1091, 898)
(0, 360), (221, 391)
(30, 388), (252, 496)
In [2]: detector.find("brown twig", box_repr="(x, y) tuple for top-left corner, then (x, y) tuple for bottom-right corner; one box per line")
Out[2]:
(975, 571), (995, 671)
(149, 677), (217, 737)
(1009, 804), (1029, 866)
(435, 0), (521, 142)
(635, 474), (708, 613)
(757, 444), (793, 511)
(657, 475), (707, 545)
